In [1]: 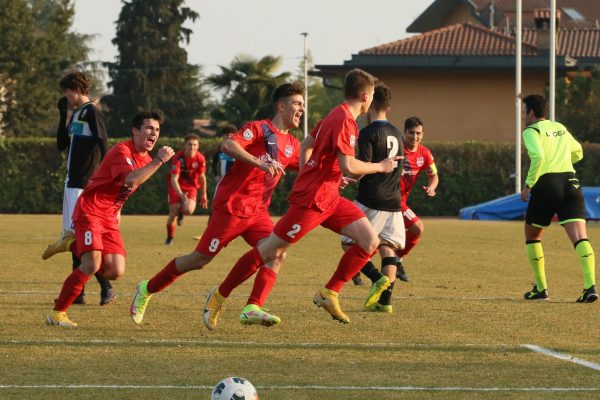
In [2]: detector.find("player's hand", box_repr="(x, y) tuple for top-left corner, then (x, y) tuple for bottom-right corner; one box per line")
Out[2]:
(200, 194), (208, 209)
(379, 156), (404, 173)
(520, 186), (531, 202)
(259, 155), (285, 176)
(422, 186), (436, 197)
(57, 97), (69, 116)
(340, 176), (357, 189)
(157, 146), (175, 163)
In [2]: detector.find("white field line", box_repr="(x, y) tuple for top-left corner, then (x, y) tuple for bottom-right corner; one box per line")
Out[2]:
(522, 344), (600, 372)
(0, 384), (599, 392)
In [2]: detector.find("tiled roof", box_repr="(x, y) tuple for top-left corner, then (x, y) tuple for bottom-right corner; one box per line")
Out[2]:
(359, 22), (600, 58)
(360, 23), (538, 56)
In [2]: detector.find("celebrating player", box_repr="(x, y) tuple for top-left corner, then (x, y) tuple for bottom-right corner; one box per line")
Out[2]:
(395, 116), (439, 282)
(129, 82), (304, 326)
(46, 112), (174, 327)
(520, 94), (597, 302)
(42, 71), (115, 306)
(165, 134), (207, 245)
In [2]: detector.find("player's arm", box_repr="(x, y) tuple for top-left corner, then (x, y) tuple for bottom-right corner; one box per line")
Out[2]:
(423, 168), (439, 197)
(56, 97), (70, 151)
(337, 153), (400, 176)
(522, 128), (544, 189)
(299, 135), (316, 172)
(222, 138), (283, 176)
(123, 146), (174, 189)
(199, 172), (208, 208)
(170, 172), (186, 200)
(569, 134), (583, 164)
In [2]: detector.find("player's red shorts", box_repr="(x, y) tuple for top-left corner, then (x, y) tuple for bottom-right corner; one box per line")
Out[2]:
(273, 196), (365, 243)
(73, 217), (126, 258)
(168, 186), (198, 205)
(402, 205), (421, 229)
(195, 209), (274, 256)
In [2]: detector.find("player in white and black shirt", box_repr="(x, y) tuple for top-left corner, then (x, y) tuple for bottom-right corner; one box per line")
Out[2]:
(42, 71), (114, 305)
(341, 83), (405, 313)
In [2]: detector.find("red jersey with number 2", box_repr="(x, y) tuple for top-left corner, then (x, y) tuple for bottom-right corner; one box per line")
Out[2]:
(73, 140), (152, 223)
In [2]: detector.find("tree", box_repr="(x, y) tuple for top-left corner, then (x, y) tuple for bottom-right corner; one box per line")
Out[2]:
(102, 0), (205, 137)
(556, 67), (600, 143)
(0, 0), (91, 136)
(207, 55), (291, 129)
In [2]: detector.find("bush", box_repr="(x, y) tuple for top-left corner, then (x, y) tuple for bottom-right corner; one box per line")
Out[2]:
(2, 137), (599, 216)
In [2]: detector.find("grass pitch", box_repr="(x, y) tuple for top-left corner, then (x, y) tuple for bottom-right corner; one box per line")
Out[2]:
(1, 214), (600, 399)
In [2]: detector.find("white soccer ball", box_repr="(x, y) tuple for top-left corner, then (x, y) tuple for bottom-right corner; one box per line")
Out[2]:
(211, 377), (258, 400)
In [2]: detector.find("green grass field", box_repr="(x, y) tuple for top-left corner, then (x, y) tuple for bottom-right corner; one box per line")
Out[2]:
(1, 214), (600, 399)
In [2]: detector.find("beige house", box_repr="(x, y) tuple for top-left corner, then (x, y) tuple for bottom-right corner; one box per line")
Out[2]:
(314, 0), (600, 143)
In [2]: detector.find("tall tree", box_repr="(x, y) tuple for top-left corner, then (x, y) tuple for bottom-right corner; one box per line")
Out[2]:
(207, 55), (291, 129)
(0, 0), (91, 136)
(102, 0), (205, 137)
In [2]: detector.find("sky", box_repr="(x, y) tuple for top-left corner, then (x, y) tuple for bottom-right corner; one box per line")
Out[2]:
(72, 0), (429, 83)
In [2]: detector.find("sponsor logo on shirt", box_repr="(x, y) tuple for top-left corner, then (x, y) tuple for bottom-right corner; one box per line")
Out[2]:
(416, 157), (424, 167)
(350, 135), (356, 147)
(243, 129), (254, 140)
(285, 145), (293, 158)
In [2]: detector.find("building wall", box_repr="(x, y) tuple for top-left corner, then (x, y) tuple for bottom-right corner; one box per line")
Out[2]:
(374, 70), (547, 143)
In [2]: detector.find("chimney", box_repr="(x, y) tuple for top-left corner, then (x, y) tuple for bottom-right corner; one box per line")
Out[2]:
(534, 8), (561, 51)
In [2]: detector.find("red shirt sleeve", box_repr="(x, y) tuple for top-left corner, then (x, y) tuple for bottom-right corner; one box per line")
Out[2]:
(109, 144), (136, 183)
(231, 122), (263, 149)
(335, 118), (358, 156)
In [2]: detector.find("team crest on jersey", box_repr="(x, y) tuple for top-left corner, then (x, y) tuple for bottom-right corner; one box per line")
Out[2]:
(285, 144), (293, 158)
(350, 135), (356, 147)
(243, 129), (254, 140)
(416, 157), (424, 167)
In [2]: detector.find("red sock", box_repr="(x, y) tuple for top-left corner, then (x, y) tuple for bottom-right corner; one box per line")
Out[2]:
(167, 224), (175, 238)
(247, 267), (277, 307)
(147, 259), (183, 294)
(54, 269), (91, 312)
(218, 247), (264, 298)
(325, 244), (373, 292)
(398, 231), (420, 258)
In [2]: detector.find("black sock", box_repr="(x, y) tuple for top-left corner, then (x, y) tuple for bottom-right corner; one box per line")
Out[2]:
(361, 261), (383, 283)
(379, 281), (395, 305)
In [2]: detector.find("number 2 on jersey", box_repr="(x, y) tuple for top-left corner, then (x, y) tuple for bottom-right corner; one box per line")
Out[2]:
(387, 136), (399, 157)
(286, 224), (301, 239)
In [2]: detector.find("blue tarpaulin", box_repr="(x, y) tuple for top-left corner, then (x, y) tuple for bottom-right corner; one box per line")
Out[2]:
(459, 187), (600, 221)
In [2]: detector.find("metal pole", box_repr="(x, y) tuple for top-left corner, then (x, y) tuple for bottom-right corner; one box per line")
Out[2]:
(549, 0), (556, 120)
(301, 32), (309, 138)
(515, 0), (522, 193)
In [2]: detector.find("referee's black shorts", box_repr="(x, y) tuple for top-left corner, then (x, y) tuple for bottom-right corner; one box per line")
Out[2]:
(526, 172), (586, 227)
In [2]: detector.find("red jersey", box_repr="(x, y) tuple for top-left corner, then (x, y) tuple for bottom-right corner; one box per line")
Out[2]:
(167, 150), (206, 190)
(400, 144), (436, 207)
(212, 119), (300, 217)
(73, 140), (152, 223)
(289, 103), (357, 211)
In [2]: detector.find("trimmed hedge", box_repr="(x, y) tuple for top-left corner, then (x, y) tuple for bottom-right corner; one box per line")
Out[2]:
(1, 137), (599, 216)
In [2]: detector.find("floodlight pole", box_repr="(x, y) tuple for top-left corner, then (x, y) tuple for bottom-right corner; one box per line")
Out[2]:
(301, 32), (309, 138)
(549, 0), (556, 120)
(515, 0), (522, 193)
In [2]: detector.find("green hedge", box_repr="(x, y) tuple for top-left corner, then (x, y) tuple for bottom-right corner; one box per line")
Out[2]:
(2, 137), (600, 216)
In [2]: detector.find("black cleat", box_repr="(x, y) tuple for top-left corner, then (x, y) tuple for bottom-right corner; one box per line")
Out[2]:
(100, 287), (116, 306)
(396, 259), (409, 282)
(165, 237), (174, 245)
(351, 272), (364, 286)
(576, 285), (598, 303)
(73, 291), (86, 305)
(524, 285), (549, 300)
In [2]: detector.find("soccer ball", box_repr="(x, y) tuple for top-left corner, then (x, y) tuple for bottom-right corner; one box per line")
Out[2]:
(211, 377), (258, 400)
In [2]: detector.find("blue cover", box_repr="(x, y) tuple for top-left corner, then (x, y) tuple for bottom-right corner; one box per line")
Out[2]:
(459, 187), (600, 221)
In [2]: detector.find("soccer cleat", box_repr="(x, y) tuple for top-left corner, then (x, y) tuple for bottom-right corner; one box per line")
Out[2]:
(73, 292), (86, 305)
(192, 235), (202, 241)
(351, 272), (364, 286)
(396, 259), (410, 282)
(165, 237), (174, 245)
(576, 285), (598, 303)
(46, 311), (77, 327)
(239, 304), (281, 327)
(203, 287), (226, 330)
(100, 287), (116, 306)
(312, 288), (350, 324)
(130, 280), (152, 324)
(364, 276), (391, 309)
(42, 231), (75, 260)
(364, 303), (393, 313)
(523, 285), (549, 300)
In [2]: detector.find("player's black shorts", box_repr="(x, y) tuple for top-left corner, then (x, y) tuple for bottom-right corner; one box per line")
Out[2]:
(526, 172), (585, 227)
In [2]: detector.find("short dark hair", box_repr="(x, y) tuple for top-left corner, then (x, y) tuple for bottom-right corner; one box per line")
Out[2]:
(404, 116), (424, 131)
(523, 95), (547, 118)
(59, 71), (90, 95)
(184, 133), (200, 143)
(371, 83), (392, 112)
(344, 68), (378, 100)
(219, 123), (237, 136)
(131, 111), (162, 130)
(272, 82), (305, 108)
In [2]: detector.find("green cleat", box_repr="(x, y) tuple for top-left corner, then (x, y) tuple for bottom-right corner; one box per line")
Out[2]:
(203, 287), (227, 330)
(364, 276), (391, 309)
(239, 304), (281, 327)
(364, 303), (393, 314)
(130, 280), (152, 324)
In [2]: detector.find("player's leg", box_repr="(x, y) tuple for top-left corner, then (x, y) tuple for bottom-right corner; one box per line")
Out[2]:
(165, 202), (179, 245)
(181, 188), (198, 216)
(395, 208), (423, 282)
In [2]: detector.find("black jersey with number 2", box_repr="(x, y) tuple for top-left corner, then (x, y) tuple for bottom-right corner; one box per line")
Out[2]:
(355, 120), (404, 212)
